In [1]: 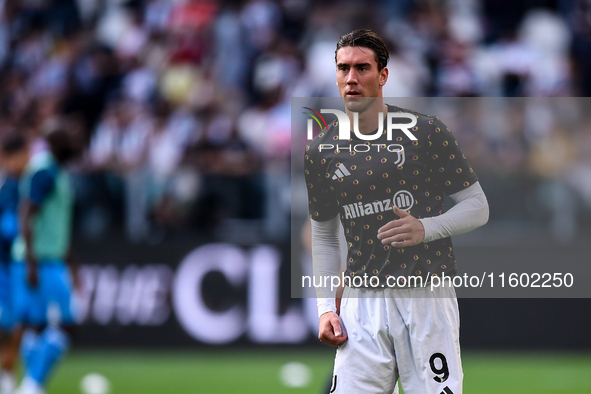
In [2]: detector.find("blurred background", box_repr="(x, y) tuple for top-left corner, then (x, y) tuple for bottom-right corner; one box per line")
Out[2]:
(1, 0), (591, 393)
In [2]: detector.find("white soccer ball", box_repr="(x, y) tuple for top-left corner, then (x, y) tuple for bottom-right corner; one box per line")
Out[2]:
(279, 361), (312, 388)
(80, 373), (110, 394)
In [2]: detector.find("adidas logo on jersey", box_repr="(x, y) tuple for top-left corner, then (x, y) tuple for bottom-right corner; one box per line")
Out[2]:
(332, 163), (351, 180)
(342, 190), (414, 219)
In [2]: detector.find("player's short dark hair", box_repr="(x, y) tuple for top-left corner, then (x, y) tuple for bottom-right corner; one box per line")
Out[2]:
(46, 128), (78, 164)
(335, 29), (389, 71)
(0, 131), (27, 155)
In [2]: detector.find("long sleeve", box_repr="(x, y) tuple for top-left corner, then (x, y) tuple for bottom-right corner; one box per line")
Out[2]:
(419, 182), (489, 243)
(311, 215), (341, 317)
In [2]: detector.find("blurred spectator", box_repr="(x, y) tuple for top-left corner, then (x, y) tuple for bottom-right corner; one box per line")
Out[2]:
(90, 98), (152, 242)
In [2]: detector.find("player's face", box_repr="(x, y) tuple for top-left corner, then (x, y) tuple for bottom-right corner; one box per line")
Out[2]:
(3, 149), (29, 176)
(336, 46), (388, 113)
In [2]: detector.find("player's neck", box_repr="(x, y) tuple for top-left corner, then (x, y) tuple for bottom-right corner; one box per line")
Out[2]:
(346, 100), (388, 135)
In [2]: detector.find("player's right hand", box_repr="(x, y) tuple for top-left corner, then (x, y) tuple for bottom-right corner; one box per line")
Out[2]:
(318, 312), (348, 347)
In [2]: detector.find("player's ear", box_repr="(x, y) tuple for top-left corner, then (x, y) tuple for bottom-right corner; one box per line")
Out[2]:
(379, 67), (388, 87)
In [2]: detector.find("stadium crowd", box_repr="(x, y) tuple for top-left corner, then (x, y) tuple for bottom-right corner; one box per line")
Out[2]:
(0, 0), (590, 243)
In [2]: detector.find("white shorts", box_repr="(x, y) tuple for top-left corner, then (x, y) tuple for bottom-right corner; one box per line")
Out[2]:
(329, 285), (462, 394)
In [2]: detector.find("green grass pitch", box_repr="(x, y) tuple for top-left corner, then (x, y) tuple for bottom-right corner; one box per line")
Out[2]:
(46, 349), (591, 393)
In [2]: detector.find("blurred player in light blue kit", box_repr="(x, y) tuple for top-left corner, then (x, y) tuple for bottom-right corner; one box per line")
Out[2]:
(0, 164), (20, 394)
(1, 128), (80, 394)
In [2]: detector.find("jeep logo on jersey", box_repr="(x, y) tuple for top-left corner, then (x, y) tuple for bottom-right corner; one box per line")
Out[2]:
(342, 190), (414, 219)
(304, 108), (418, 141)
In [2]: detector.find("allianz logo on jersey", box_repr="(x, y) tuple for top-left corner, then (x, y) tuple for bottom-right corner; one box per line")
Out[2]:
(342, 190), (414, 219)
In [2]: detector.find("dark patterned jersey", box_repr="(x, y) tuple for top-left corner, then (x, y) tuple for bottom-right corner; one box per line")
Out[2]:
(304, 104), (478, 284)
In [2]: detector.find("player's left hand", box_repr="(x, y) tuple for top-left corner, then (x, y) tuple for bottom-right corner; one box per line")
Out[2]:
(377, 206), (425, 247)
